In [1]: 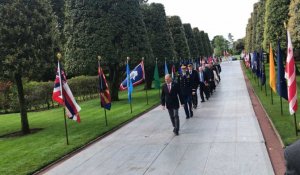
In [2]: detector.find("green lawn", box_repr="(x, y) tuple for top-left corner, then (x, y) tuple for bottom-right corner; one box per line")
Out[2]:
(0, 85), (161, 175)
(242, 62), (300, 146)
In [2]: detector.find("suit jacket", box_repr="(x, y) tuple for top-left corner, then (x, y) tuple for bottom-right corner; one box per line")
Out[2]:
(161, 82), (183, 109)
(177, 73), (192, 96)
(188, 69), (200, 90)
(285, 139), (300, 174)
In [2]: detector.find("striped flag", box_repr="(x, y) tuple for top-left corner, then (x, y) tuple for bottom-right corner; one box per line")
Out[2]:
(285, 31), (298, 115)
(52, 62), (81, 122)
(269, 44), (276, 93)
(98, 66), (111, 110)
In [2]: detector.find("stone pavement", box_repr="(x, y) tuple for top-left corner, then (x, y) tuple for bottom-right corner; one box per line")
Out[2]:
(43, 61), (274, 175)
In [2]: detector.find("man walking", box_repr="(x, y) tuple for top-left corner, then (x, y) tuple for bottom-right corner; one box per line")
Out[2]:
(178, 64), (193, 119)
(188, 63), (199, 109)
(161, 74), (183, 135)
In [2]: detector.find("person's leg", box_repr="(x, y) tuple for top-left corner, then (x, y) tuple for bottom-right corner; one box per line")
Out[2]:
(167, 109), (175, 128)
(183, 95), (190, 119)
(187, 95), (193, 117)
(174, 109), (180, 135)
(199, 83), (205, 102)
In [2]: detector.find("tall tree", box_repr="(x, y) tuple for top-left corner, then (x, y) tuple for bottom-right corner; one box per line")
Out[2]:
(167, 16), (191, 60)
(64, 0), (153, 100)
(245, 16), (253, 53)
(183, 23), (199, 59)
(141, 3), (175, 86)
(200, 30), (209, 57)
(255, 0), (266, 51)
(212, 35), (228, 57)
(251, 3), (259, 52)
(0, 0), (59, 134)
(263, 0), (290, 51)
(288, 0), (300, 50)
(204, 32), (213, 56)
(193, 27), (205, 57)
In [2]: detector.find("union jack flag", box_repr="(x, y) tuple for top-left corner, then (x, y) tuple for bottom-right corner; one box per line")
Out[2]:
(52, 62), (81, 123)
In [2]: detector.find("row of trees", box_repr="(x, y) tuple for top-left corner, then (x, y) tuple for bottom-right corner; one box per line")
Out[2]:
(0, 0), (213, 134)
(245, 0), (300, 54)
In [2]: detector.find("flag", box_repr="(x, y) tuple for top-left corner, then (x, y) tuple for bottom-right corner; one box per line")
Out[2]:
(256, 52), (261, 78)
(165, 60), (169, 75)
(276, 40), (288, 100)
(153, 62), (160, 89)
(251, 52), (257, 73)
(260, 49), (266, 85)
(285, 31), (298, 114)
(171, 64), (176, 80)
(98, 66), (111, 110)
(120, 61), (145, 90)
(126, 63), (133, 103)
(269, 44), (276, 93)
(52, 62), (81, 123)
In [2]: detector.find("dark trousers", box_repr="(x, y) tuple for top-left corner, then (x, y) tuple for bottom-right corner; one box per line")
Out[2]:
(192, 90), (198, 107)
(167, 109), (179, 132)
(199, 82), (205, 101)
(183, 94), (193, 118)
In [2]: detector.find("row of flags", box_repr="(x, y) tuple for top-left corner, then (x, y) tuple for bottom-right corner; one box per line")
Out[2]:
(246, 30), (298, 115)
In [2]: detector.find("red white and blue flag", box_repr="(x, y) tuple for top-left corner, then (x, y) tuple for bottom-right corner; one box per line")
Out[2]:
(285, 31), (298, 115)
(52, 62), (81, 122)
(120, 61), (145, 90)
(98, 66), (111, 110)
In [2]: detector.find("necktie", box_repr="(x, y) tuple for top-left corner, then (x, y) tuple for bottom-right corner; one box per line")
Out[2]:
(168, 84), (171, 92)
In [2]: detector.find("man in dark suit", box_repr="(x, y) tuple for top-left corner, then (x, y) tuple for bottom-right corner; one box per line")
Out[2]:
(284, 139), (300, 174)
(188, 63), (200, 109)
(161, 74), (183, 135)
(178, 64), (193, 119)
(198, 66), (207, 102)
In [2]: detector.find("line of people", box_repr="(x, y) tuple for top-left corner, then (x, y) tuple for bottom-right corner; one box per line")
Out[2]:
(161, 61), (221, 135)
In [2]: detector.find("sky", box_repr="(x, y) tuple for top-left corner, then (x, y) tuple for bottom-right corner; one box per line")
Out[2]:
(147, 0), (259, 41)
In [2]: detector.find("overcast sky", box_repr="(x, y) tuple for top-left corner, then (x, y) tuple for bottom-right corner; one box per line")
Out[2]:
(147, 0), (259, 41)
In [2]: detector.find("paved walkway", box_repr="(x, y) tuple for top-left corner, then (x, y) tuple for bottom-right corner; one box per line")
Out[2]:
(43, 61), (274, 175)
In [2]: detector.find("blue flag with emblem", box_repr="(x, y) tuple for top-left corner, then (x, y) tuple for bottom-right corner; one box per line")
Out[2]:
(276, 40), (288, 100)
(165, 60), (169, 75)
(120, 61), (145, 91)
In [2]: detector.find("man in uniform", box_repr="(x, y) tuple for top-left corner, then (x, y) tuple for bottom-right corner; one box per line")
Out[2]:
(178, 64), (193, 119)
(188, 63), (199, 109)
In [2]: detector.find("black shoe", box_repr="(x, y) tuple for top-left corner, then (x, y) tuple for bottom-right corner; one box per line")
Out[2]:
(190, 111), (193, 117)
(175, 131), (179, 135)
(173, 128), (176, 132)
(186, 116), (190, 119)
(201, 100), (205, 103)
(193, 105), (197, 109)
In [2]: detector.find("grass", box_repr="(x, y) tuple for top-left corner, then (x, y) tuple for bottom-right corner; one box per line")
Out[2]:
(242, 62), (300, 146)
(0, 85), (161, 175)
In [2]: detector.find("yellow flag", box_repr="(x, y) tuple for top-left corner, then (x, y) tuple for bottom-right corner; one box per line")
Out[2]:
(269, 43), (276, 93)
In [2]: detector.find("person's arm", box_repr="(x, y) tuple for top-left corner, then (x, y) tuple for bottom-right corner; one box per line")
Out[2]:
(161, 85), (166, 110)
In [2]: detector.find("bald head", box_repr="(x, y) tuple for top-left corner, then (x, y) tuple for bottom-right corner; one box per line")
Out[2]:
(165, 74), (172, 84)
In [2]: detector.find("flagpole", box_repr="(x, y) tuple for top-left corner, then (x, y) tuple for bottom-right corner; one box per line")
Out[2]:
(156, 58), (160, 97)
(57, 52), (69, 145)
(280, 97), (283, 115)
(98, 56), (108, 126)
(127, 57), (133, 114)
(293, 114), (299, 136)
(142, 57), (149, 105)
(270, 87), (273, 105)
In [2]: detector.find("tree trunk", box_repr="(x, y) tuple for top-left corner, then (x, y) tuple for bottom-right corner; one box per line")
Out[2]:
(15, 73), (30, 134)
(144, 65), (154, 89)
(109, 64), (120, 101)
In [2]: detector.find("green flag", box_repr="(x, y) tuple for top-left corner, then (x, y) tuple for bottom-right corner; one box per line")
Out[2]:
(153, 62), (160, 89)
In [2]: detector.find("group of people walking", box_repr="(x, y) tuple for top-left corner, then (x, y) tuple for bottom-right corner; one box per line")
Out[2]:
(161, 60), (221, 135)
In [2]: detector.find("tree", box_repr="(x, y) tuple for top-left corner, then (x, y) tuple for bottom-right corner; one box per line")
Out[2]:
(251, 3), (259, 52)
(245, 16), (253, 53)
(204, 32), (213, 56)
(167, 16), (191, 60)
(263, 0), (290, 51)
(228, 33), (234, 49)
(64, 0), (154, 100)
(211, 35), (228, 57)
(200, 30), (209, 57)
(0, 0), (59, 134)
(183, 23), (199, 59)
(193, 27), (205, 57)
(141, 3), (175, 86)
(233, 39), (245, 55)
(255, 0), (266, 51)
(288, 0), (300, 50)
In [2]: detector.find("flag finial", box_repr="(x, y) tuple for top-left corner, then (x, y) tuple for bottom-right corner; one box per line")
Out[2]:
(56, 52), (62, 60)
